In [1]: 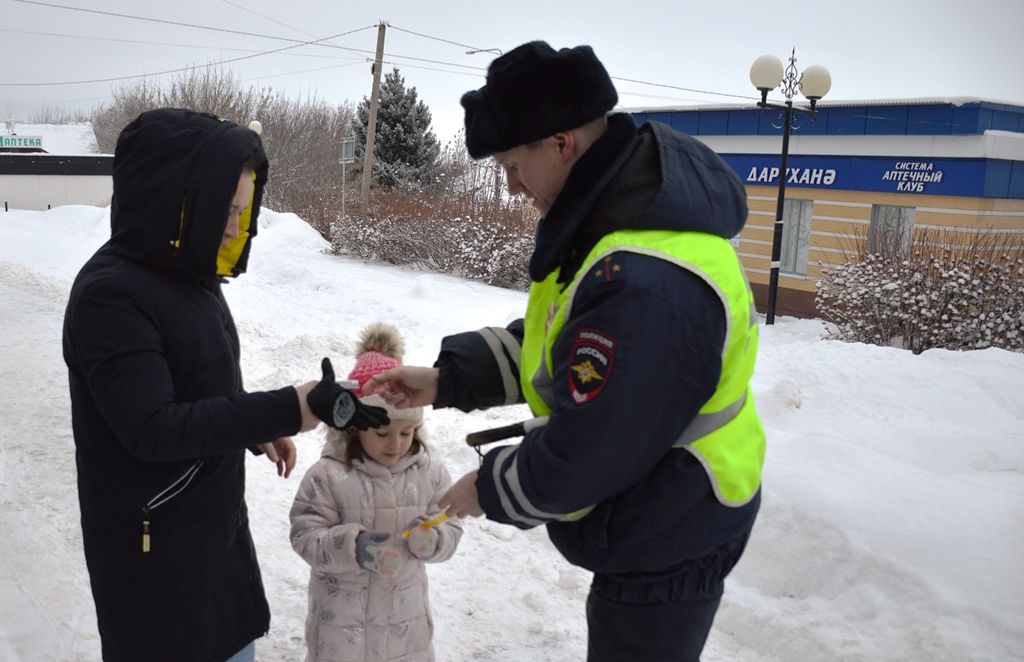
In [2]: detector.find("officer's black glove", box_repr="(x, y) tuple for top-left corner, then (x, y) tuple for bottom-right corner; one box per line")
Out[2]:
(307, 358), (390, 430)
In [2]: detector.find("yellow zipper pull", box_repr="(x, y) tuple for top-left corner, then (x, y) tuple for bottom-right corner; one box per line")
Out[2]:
(142, 519), (151, 553)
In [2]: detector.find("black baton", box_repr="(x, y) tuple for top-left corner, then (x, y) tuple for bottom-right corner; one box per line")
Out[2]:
(466, 416), (550, 447)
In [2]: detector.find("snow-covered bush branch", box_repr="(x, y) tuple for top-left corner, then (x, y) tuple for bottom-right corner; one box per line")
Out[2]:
(816, 227), (1024, 353)
(328, 186), (535, 291)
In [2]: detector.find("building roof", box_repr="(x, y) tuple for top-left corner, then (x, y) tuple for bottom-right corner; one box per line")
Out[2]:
(622, 98), (1024, 199)
(625, 98), (1024, 138)
(618, 97), (1024, 114)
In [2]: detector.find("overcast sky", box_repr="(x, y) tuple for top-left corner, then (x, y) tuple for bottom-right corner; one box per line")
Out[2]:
(3, 0), (1023, 142)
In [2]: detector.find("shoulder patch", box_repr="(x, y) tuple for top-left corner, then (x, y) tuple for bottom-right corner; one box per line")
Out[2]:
(567, 328), (615, 404)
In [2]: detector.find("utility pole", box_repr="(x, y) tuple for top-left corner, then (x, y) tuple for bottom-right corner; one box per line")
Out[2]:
(361, 22), (386, 204)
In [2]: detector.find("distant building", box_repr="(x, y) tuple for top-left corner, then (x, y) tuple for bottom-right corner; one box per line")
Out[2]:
(627, 98), (1024, 317)
(0, 121), (113, 211)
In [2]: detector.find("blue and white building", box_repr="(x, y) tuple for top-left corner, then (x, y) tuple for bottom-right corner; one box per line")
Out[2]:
(628, 98), (1024, 316)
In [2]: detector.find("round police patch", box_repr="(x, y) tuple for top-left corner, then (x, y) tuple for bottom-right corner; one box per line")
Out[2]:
(568, 328), (615, 404)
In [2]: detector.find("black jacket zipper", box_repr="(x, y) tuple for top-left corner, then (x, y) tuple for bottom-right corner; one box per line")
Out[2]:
(141, 460), (204, 553)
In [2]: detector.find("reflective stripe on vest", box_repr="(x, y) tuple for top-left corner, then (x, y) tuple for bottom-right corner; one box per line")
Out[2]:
(521, 229), (765, 508)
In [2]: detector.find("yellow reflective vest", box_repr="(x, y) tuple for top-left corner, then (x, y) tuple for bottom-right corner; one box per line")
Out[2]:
(520, 228), (765, 507)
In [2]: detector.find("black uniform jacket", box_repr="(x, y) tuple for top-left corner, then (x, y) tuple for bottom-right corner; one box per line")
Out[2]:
(62, 108), (299, 661)
(435, 115), (760, 594)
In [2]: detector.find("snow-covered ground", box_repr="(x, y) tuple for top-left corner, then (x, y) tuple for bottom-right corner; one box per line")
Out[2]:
(0, 205), (1021, 661)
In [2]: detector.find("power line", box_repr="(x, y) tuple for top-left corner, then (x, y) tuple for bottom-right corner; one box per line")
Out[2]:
(388, 23), (755, 101)
(611, 76), (755, 102)
(12, 0), (372, 46)
(1, 95), (110, 108)
(378, 59), (485, 79)
(0, 27), (360, 60)
(617, 90), (725, 104)
(380, 53), (484, 72)
(12, 0), (755, 104)
(220, 0), (319, 40)
(388, 24), (494, 54)
(241, 60), (365, 83)
(13, 3), (484, 74)
(0, 29), (370, 87)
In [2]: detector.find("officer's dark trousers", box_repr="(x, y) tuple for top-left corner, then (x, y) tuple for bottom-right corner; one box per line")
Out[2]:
(585, 574), (724, 662)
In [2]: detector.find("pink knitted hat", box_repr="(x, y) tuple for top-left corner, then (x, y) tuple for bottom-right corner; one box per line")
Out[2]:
(347, 350), (401, 396)
(345, 323), (423, 424)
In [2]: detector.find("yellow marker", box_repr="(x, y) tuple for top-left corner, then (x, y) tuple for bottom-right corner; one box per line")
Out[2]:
(400, 511), (450, 539)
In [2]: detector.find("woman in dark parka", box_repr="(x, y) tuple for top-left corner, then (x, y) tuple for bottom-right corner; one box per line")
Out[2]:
(63, 108), (319, 661)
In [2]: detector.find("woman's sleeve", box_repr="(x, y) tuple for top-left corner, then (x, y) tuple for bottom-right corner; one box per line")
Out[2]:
(66, 280), (300, 462)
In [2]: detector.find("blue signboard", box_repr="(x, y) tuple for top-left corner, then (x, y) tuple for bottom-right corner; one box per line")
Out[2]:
(628, 104), (1024, 198)
(718, 154), (1010, 197)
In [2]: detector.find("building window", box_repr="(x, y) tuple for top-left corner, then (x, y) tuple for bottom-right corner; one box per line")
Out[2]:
(781, 199), (813, 275)
(869, 205), (915, 255)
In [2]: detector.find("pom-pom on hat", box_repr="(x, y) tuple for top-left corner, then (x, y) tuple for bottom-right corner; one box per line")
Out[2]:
(347, 323), (423, 425)
(460, 41), (618, 159)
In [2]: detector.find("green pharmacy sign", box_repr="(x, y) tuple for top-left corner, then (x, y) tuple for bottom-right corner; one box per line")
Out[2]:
(1, 135), (43, 148)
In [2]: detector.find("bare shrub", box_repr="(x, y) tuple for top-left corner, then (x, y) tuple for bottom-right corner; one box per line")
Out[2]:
(257, 97), (355, 221)
(320, 131), (536, 291)
(30, 106), (92, 124)
(89, 66), (354, 230)
(87, 69), (536, 292)
(91, 78), (163, 153)
(92, 70), (274, 152)
(816, 226), (1024, 353)
(429, 131), (505, 210)
(329, 186), (535, 290)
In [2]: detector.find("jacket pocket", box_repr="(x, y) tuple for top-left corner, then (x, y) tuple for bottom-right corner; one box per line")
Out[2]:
(140, 460), (204, 554)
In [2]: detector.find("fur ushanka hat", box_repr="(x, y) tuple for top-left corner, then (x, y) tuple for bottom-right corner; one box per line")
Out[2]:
(460, 40), (618, 159)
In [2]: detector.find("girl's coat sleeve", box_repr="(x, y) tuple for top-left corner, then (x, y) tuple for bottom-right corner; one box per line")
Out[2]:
(418, 460), (463, 563)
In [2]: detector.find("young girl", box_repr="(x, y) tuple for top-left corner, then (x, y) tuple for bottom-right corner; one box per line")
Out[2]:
(290, 323), (462, 662)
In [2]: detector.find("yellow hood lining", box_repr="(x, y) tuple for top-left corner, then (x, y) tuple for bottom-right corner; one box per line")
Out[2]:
(216, 169), (256, 277)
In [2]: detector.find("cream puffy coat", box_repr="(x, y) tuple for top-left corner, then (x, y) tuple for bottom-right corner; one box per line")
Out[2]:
(290, 436), (462, 662)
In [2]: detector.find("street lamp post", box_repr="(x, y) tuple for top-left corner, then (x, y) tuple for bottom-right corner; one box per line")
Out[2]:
(749, 49), (831, 324)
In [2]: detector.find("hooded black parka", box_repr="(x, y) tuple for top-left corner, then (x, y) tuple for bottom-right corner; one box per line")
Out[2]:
(63, 108), (301, 661)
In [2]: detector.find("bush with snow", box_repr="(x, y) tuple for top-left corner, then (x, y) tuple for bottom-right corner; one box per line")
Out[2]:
(816, 228), (1024, 354)
(328, 187), (535, 291)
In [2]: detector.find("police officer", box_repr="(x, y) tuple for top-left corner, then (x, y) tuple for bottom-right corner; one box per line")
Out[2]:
(370, 41), (765, 662)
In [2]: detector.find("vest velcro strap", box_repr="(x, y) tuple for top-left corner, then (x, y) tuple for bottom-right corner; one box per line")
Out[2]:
(673, 390), (748, 447)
